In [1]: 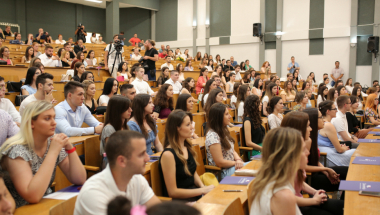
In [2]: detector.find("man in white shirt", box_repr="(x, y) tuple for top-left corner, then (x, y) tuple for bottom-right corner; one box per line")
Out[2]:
(164, 70), (182, 94)
(331, 61), (344, 87)
(104, 35), (124, 79)
(160, 56), (174, 70)
(74, 130), (160, 215)
(19, 73), (56, 116)
(332, 95), (359, 147)
(0, 76), (21, 123)
(233, 65), (242, 80)
(39, 45), (60, 67)
(131, 67), (157, 96)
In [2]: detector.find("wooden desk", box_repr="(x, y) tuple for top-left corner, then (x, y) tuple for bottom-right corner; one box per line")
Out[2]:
(353, 142), (380, 157)
(192, 203), (226, 215)
(14, 198), (64, 215)
(344, 157), (380, 215)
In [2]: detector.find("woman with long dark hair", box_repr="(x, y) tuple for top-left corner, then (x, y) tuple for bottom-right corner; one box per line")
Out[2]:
(98, 78), (118, 106)
(176, 63), (185, 83)
(127, 94), (163, 155)
(203, 88), (224, 118)
(262, 83), (277, 116)
(230, 82), (241, 109)
(196, 68), (209, 94)
(293, 91), (309, 112)
(347, 95), (372, 138)
(21, 46), (34, 63)
(206, 103), (244, 179)
(153, 84), (174, 119)
(194, 52), (202, 61)
(21, 67), (41, 95)
(85, 50), (97, 66)
(252, 78), (263, 99)
(317, 86), (328, 106)
(76, 51), (88, 67)
(180, 77), (195, 95)
(184, 59), (193, 71)
(236, 85), (251, 122)
(175, 94), (199, 139)
(267, 96), (284, 129)
(201, 79), (217, 107)
(80, 71), (94, 83)
(71, 62), (85, 82)
(159, 110), (214, 200)
(116, 62), (130, 81)
(352, 86), (363, 110)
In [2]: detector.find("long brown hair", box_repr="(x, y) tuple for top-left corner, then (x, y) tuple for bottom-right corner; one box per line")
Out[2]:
(154, 84), (173, 110)
(327, 88), (336, 101)
(204, 88), (223, 118)
(131, 94), (157, 137)
(250, 128), (303, 207)
(265, 83), (277, 101)
(24, 46), (34, 61)
(163, 110), (197, 176)
(207, 103), (234, 150)
(236, 85), (250, 110)
(103, 95), (131, 132)
(182, 77), (195, 93)
(243, 95), (262, 129)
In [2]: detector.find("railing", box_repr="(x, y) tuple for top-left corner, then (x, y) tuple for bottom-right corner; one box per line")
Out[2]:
(0, 22), (20, 33)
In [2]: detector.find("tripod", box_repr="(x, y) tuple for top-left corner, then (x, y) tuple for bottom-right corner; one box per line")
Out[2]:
(108, 45), (123, 78)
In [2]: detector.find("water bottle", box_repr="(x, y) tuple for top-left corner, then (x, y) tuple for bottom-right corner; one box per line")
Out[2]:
(130, 53), (132, 60)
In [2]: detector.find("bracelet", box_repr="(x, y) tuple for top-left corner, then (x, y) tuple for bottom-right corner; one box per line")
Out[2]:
(236, 159), (243, 162)
(66, 147), (76, 154)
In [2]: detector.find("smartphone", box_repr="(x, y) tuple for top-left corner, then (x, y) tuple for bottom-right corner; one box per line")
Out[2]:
(359, 191), (380, 197)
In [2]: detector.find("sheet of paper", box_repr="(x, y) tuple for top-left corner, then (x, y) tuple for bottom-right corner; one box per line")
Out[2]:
(43, 192), (79, 200)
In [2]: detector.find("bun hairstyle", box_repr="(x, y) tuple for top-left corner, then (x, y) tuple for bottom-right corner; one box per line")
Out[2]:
(266, 96), (281, 114)
(318, 100), (334, 116)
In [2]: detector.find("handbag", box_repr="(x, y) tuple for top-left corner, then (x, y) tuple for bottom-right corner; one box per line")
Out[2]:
(15, 95), (28, 106)
(6, 81), (22, 92)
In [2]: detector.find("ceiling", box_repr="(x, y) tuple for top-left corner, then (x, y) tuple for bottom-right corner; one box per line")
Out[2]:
(58, 0), (134, 9)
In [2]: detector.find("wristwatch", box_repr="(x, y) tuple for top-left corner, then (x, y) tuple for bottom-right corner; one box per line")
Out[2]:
(351, 135), (355, 140)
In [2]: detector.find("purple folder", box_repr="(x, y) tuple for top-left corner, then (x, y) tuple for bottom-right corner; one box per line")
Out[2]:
(57, 185), (82, 193)
(358, 139), (380, 143)
(368, 131), (380, 135)
(148, 155), (160, 162)
(339, 180), (380, 192)
(234, 124), (243, 127)
(251, 155), (262, 160)
(220, 176), (254, 185)
(353, 157), (380, 165)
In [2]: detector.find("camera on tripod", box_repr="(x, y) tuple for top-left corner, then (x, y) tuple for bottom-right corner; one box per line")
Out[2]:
(113, 40), (123, 52)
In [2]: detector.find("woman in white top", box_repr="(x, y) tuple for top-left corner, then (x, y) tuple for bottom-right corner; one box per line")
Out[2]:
(236, 85), (251, 122)
(249, 127), (305, 215)
(55, 34), (66, 45)
(226, 73), (236, 93)
(252, 78), (263, 100)
(215, 54), (222, 65)
(176, 63), (185, 83)
(206, 59), (214, 71)
(183, 49), (192, 61)
(90, 33), (97, 44)
(212, 65), (223, 80)
(317, 86), (328, 107)
(267, 97), (284, 129)
(230, 83), (241, 109)
(85, 50), (97, 66)
(352, 87), (363, 110)
(131, 48), (142, 60)
(324, 77), (332, 89)
(262, 83), (278, 117)
(345, 78), (353, 94)
(116, 62), (130, 81)
(98, 78), (118, 106)
(21, 46), (34, 63)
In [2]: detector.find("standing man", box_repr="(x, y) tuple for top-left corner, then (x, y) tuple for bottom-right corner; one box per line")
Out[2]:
(39, 45), (60, 67)
(104, 35), (124, 79)
(331, 61), (344, 87)
(287, 56), (300, 74)
(128, 34), (141, 46)
(75, 25), (87, 43)
(230, 56), (237, 67)
(143, 39), (159, 81)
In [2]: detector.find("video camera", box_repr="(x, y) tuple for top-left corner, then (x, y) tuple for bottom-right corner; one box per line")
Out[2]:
(77, 23), (84, 30)
(113, 40), (123, 52)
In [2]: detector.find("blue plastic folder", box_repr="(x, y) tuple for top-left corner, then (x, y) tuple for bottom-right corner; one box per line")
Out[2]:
(219, 176), (254, 185)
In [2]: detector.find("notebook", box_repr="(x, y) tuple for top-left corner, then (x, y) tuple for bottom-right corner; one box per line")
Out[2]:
(339, 180), (380, 192)
(352, 157), (380, 165)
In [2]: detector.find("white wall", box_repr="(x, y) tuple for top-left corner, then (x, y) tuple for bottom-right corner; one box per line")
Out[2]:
(210, 43), (260, 69)
(324, 0), (351, 38)
(356, 66), (372, 87)
(265, 49), (276, 73)
(281, 37), (350, 82)
(282, 0), (310, 40)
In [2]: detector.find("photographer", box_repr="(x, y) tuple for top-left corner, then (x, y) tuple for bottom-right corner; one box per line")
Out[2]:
(143, 39), (158, 81)
(75, 24), (87, 43)
(287, 56), (300, 74)
(104, 35), (124, 79)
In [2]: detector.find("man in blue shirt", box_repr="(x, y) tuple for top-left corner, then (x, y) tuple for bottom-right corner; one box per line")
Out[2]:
(287, 56), (300, 74)
(230, 56), (238, 67)
(55, 81), (103, 136)
(35, 28), (47, 42)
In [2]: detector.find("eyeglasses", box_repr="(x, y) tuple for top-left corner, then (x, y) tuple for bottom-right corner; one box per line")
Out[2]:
(318, 116), (323, 119)
(330, 108), (337, 111)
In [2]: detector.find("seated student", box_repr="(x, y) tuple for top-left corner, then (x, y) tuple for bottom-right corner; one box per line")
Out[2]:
(0, 110), (19, 146)
(201, 79), (217, 107)
(107, 196), (201, 215)
(100, 96), (132, 168)
(345, 78), (353, 94)
(230, 83), (241, 109)
(241, 72), (251, 85)
(176, 63), (185, 83)
(131, 66), (157, 96)
(249, 127), (304, 215)
(0, 101), (86, 208)
(34, 62), (45, 73)
(352, 87), (363, 110)
(293, 91), (308, 112)
(236, 85), (251, 122)
(74, 130), (160, 215)
(98, 78), (118, 106)
(327, 88), (338, 107)
(0, 76), (21, 123)
(157, 67), (170, 88)
(206, 103), (244, 179)
(120, 84), (137, 101)
(226, 72), (236, 93)
(116, 62), (130, 81)
(71, 62), (85, 82)
(195, 68), (209, 94)
(364, 94), (380, 125)
(159, 110), (214, 201)
(184, 59), (194, 71)
(334, 80), (344, 88)
(317, 86), (328, 106)
(242, 95), (264, 156)
(85, 50), (97, 66)
(304, 89), (313, 108)
(0, 173), (16, 213)
(332, 96), (359, 147)
(153, 84), (174, 119)
(180, 77), (195, 95)
(165, 70), (182, 94)
(21, 67), (42, 95)
(252, 78), (263, 100)
(0, 47), (13, 65)
(80, 71), (94, 83)
(127, 94), (163, 155)
(55, 81), (103, 136)
(267, 96), (284, 129)
(262, 83), (277, 116)
(318, 101), (356, 167)
(21, 46), (35, 63)
(280, 80), (296, 102)
(175, 94), (198, 139)
(347, 95), (372, 138)
(336, 86), (347, 96)
(82, 80), (97, 114)
(60, 50), (72, 67)
(19, 73), (56, 116)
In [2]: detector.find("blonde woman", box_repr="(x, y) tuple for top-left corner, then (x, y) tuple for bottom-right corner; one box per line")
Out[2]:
(280, 80), (296, 102)
(83, 80), (98, 114)
(250, 127), (305, 215)
(60, 50), (72, 67)
(0, 101), (86, 208)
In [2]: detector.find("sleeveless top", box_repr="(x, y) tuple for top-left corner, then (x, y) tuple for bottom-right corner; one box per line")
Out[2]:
(250, 181), (302, 215)
(85, 99), (96, 114)
(158, 148), (198, 199)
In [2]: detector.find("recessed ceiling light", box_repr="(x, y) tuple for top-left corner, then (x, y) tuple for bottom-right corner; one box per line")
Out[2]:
(85, 0), (102, 3)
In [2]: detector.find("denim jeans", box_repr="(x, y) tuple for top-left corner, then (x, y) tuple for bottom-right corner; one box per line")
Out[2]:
(220, 161), (250, 179)
(146, 68), (156, 81)
(331, 80), (336, 87)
